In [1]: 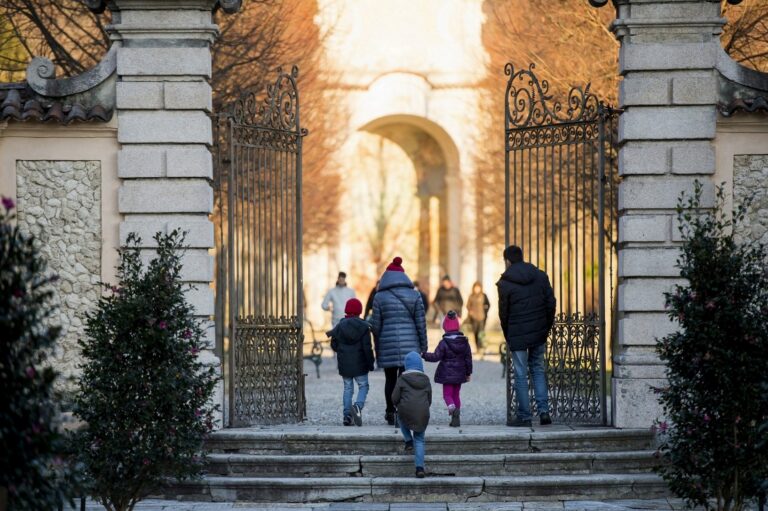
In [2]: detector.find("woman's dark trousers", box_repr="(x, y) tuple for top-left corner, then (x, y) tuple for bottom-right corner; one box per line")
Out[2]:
(384, 366), (404, 413)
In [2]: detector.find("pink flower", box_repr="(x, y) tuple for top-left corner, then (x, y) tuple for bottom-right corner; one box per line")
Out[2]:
(158, 320), (167, 330)
(182, 329), (192, 339)
(705, 300), (716, 311)
(658, 421), (668, 433)
(703, 413), (711, 423)
(190, 346), (200, 355)
(25, 366), (36, 379)
(2, 196), (15, 211)
(195, 409), (202, 417)
(143, 458), (150, 466)
(735, 415), (742, 424)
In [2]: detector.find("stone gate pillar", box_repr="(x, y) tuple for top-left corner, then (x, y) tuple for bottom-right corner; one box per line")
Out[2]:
(596, 0), (726, 427)
(88, 0), (241, 425)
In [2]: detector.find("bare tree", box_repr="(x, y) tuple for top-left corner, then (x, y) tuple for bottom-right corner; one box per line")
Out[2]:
(475, 0), (768, 250)
(0, 0), (341, 248)
(722, 0), (768, 71)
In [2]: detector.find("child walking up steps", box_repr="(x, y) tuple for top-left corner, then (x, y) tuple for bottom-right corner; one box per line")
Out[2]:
(422, 310), (473, 427)
(392, 351), (432, 478)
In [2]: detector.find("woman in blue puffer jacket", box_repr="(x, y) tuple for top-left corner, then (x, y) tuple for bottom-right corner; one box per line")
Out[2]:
(369, 256), (428, 425)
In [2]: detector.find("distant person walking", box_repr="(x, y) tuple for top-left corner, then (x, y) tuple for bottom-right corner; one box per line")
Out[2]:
(369, 257), (428, 426)
(432, 275), (463, 322)
(392, 351), (432, 478)
(497, 245), (556, 427)
(422, 310), (472, 428)
(327, 298), (375, 427)
(322, 271), (356, 327)
(466, 282), (491, 352)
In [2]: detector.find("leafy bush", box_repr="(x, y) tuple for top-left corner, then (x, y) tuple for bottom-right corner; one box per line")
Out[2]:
(655, 182), (768, 511)
(73, 231), (218, 511)
(0, 196), (72, 510)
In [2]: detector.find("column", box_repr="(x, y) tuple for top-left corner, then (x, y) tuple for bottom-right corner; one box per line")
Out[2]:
(91, 0), (240, 426)
(608, 0), (723, 427)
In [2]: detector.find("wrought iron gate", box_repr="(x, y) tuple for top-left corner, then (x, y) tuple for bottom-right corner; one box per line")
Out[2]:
(504, 63), (618, 425)
(214, 66), (305, 426)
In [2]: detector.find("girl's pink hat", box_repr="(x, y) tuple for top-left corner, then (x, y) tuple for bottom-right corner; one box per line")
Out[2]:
(443, 310), (460, 332)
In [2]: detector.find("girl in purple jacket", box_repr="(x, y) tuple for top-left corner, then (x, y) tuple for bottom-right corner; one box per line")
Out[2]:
(422, 310), (473, 427)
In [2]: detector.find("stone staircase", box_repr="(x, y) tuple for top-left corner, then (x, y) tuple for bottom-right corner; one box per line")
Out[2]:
(166, 425), (669, 504)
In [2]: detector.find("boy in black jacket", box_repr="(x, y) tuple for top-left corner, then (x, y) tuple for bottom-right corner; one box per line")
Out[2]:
(327, 298), (375, 426)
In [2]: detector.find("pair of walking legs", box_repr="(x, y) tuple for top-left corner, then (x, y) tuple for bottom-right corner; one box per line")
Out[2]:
(399, 424), (426, 468)
(442, 383), (462, 410)
(342, 374), (369, 417)
(511, 343), (550, 421)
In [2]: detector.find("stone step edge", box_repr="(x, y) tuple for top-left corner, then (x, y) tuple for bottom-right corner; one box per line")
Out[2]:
(206, 450), (656, 463)
(169, 473), (668, 501)
(209, 428), (652, 442)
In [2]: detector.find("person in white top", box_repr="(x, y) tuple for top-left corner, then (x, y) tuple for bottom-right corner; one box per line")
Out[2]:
(322, 271), (356, 327)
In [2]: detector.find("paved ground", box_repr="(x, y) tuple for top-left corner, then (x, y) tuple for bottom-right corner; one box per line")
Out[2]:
(303, 327), (509, 427)
(73, 498), (761, 511)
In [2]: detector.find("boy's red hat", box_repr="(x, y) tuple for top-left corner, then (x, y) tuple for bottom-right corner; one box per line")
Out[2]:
(345, 298), (363, 317)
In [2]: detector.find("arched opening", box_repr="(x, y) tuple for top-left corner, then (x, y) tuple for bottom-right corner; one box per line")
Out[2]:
(335, 115), (461, 300)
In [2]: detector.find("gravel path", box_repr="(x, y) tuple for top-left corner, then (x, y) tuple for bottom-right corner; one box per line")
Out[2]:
(304, 328), (509, 427)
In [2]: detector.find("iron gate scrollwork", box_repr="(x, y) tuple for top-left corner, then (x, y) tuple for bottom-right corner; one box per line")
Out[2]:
(214, 66), (306, 426)
(504, 63), (618, 425)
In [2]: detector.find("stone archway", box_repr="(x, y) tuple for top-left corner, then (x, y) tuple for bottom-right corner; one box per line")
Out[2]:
(338, 114), (462, 299)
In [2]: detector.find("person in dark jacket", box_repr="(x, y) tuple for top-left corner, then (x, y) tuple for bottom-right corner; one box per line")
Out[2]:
(328, 298), (375, 426)
(392, 351), (432, 478)
(369, 257), (428, 426)
(432, 275), (464, 321)
(422, 310), (472, 427)
(497, 245), (556, 427)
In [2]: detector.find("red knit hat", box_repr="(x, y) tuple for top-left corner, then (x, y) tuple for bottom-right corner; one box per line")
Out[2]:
(345, 298), (363, 317)
(386, 257), (404, 272)
(442, 310), (460, 332)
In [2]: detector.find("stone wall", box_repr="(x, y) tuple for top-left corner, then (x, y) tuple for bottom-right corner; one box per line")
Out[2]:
(733, 154), (768, 246)
(16, 160), (102, 390)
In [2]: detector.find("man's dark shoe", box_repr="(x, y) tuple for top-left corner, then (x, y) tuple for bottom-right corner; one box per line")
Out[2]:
(540, 413), (552, 426)
(509, 417), (532, 427)
(404, 440), (414, 452)
(352, 404), (363, 427)
(385, 412), (395, 426)
(415, 467), (425, 478)
(343, 415), (353, 426)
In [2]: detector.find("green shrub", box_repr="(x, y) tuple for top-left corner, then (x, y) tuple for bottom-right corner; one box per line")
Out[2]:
(73, 230), (218, 511)
(0, 196), (73, 510)
(655, 182), (768, 511)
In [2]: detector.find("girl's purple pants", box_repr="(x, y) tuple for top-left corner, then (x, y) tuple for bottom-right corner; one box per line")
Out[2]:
(443, 383), (462, 409)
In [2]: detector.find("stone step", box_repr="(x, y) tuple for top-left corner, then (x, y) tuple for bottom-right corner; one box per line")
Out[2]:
(204, 451), (656, 477)
(169, 473), (669, 503)
(206, 427), (654, 455)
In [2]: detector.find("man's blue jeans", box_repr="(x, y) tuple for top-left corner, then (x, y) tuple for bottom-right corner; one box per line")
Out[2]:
(342, 374), (369, 417)
(511, 343), (550, 421)
(400, 424), (426, 468)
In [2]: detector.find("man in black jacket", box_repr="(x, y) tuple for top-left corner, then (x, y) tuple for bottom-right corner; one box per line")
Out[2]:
(497, 245), (556, 427)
